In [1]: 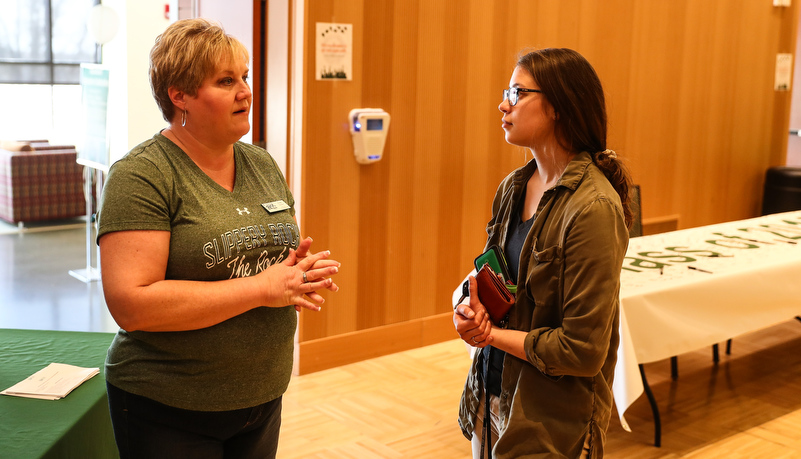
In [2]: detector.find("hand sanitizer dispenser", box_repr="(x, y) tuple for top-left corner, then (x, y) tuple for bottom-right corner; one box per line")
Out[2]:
(349, 108), (390, 164)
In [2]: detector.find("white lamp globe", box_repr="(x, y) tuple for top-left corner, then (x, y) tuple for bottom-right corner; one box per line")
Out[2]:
(87, 5), (119, 45)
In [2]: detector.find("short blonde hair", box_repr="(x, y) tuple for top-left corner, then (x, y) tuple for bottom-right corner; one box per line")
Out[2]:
(149, 18), (250, 122)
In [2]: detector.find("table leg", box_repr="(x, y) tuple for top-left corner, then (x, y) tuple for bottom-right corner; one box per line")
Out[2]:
(670, 356), (678, 380)
(638, 364), (662, 447)
(712, 343), (720, 364)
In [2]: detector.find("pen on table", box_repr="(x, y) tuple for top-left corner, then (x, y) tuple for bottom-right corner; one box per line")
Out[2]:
(687, 265), (713, 274)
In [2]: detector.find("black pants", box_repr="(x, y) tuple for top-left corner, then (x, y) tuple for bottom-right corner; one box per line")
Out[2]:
(107, 382), (282, 459)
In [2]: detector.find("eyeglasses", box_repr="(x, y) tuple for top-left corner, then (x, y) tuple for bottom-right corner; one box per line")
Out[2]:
(502, 87), (542, 106)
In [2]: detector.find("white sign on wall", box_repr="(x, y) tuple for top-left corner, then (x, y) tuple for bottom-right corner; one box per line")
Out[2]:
(775, 53), (792, 91)
(315, 23), (352, 81)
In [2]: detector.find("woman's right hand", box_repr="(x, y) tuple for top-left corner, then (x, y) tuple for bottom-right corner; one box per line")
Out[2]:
(453, 276), (493, 347)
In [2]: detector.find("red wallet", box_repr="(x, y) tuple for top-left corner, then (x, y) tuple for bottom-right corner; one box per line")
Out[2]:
(475, 263), (515, 324)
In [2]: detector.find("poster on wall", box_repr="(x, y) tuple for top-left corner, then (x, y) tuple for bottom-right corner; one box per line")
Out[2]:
(775, 53), (792, 91)
(315, 23), (352, 81)
(78, 64), (111, 172)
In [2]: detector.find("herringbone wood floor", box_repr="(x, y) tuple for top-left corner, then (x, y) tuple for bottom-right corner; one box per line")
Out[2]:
(279, 320), (801, 458)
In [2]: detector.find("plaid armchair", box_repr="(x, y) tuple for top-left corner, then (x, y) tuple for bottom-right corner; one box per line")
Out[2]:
(0, 141), (86, 224)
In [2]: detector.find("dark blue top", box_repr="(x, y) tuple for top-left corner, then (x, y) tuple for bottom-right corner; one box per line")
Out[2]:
(482, 202), (534, 396)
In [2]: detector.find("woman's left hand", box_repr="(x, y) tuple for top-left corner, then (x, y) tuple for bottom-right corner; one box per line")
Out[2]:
(288, 237), (341, 311)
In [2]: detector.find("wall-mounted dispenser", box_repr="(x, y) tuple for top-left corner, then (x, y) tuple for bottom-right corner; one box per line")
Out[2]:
(349, 108), (390, 164)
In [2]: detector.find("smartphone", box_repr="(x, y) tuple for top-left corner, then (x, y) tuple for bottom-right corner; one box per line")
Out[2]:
(474, 245), (512, 284)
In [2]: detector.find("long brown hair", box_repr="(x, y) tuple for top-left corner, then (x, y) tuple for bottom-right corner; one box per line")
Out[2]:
(517, 48), (634, 228)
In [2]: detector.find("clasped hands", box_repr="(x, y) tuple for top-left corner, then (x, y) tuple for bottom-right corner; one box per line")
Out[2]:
(453, 275), (494, 347)
(270, 237), (341, 312)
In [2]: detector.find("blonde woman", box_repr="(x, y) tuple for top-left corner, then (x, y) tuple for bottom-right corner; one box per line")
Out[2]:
(98, 19), (340, 458)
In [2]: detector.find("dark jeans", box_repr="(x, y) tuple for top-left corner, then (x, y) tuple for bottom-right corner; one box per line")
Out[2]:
(106, 382), (282, 459)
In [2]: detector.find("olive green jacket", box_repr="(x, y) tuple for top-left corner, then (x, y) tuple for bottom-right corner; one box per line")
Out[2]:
(458, 151), (629, 458)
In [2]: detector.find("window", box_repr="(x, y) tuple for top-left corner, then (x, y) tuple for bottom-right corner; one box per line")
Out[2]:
(0, 0), (100, 85)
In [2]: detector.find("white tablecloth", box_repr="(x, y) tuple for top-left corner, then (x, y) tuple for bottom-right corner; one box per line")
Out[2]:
(614, 211), (801, 431)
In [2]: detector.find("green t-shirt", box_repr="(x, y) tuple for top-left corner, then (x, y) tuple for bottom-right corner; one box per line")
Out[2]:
(97, 133), (299, 411)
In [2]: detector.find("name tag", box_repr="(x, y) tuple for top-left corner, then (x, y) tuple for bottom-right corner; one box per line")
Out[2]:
(262, 200), (290, 213)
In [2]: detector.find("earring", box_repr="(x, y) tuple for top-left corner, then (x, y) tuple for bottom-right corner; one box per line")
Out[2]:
(181, 110), (187, 127)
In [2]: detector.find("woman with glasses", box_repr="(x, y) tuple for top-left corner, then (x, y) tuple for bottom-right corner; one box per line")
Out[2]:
(97, 19), (340, 458)
(453, 48), (633, 458)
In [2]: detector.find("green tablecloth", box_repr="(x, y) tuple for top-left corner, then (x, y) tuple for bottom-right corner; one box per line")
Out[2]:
(0, 329), (118, 459)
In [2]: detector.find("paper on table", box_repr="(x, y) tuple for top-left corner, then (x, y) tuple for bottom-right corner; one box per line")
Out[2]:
(1, 363), (99, 400)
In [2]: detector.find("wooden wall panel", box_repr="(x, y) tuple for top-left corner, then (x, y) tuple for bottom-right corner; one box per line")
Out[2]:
(295, 0), (798, 373)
